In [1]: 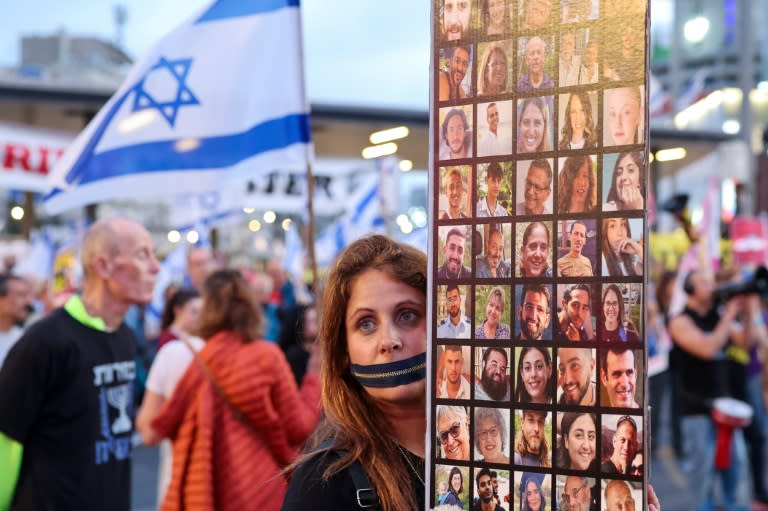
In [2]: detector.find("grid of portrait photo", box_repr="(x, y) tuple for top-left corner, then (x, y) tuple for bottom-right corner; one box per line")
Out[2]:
(431, 1), (648, 510)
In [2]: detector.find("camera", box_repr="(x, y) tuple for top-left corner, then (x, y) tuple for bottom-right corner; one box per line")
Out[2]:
(714, 266), (768, 303)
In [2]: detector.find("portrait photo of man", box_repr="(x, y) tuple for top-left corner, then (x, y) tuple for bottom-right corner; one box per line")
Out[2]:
(440, 166), (470, 220)
(517, 35), (555, 92)
(513, 409), (551, 467)
(477, 101), (513, 157)
(438, 45), (472, 101)
(436, 345), (471, 399)
(475, 347), (511, 401)
(601, 415), (643, 477)
(515, 159), (553, 216)
(476, 223), (512, 278)
(476, 162), (510, 218)
(602, 480), (642, 511)
(516, 221), (553, 278)
(437, 284), (472, 339)
(555, 283), (596, 342)
(441, 0), (473, 41)
(519, 0), (553, 31)
(438, 226), (472, 279)
(439, 106), (474, 161)
(515, 283), (552, 341)
(557, 220), (595, 277)
(557, 347), (596, 406)
(558, 475), (599, 511)
(599, 347), (642, 408)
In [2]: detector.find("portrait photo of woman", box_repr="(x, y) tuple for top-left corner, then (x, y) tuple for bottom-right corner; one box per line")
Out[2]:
(517, 96), (554, 154)
(601, 217), (644, 277)
(514, 346), (553, 404)
(604, 86), (644, 147)
(475, 285), (512, 340)
(478, 41), (513, 96)
(558, 91), (598, 150)
(557, 155), (597, 214)
(519, 473), (550, 511)
(557, 412), (598, 472)
(474, 407), (511, 464)
(603, 152), (645, 211)
(598, 284), (641, 343)
(482, 0), (509, 36)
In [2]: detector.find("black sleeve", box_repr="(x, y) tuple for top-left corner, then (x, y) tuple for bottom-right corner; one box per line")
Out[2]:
(281, 453), (360, 511)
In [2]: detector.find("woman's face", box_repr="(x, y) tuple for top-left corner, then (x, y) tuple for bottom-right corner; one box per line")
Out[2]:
(451, 472), (462, 492)
(176, 297), (202, 332)
(521, 349), (551, 402)
(345, 269), (427, 402)
(486, 295), (503, 328)
(614, 154), (641, 195)
(526, 481), (542, 511)
(564, 414), (596, 470)
(605, 218), (629, 253)
(603, 289), (620, 324)
(607, 88), (641, 145)
(488, 0), (505, 27)
(486, 50), (507, 92)
(569, 95), (587, 138)
(519, 103), (545, 153)
(569, 163), (590, 210)
(477, 417), (504, 461)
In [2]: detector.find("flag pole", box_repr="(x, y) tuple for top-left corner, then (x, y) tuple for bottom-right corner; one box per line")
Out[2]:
(305, 161), (319, 296)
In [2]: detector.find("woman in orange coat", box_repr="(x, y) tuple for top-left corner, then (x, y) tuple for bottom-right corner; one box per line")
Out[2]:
(148, 269), (321, 511)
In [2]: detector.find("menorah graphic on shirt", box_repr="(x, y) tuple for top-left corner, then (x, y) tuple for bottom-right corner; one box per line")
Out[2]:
(106, 383), (132, 435)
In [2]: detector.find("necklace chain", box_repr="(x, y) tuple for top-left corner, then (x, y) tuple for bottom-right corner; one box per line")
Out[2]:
(395, 443), (425, 488)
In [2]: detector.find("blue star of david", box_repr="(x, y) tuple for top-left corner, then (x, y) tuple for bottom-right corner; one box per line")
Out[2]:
(130, 56), (200, 127)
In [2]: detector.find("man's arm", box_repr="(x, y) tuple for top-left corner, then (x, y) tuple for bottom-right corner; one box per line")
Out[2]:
(0, 431), (22, 511)
(668, 300), (741, 359)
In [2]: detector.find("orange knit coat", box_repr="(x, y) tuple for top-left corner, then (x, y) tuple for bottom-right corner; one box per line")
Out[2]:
(151, 331), (321, 511)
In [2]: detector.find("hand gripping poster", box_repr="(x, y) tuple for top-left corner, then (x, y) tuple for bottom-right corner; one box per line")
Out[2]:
(428, 1), (650, 510)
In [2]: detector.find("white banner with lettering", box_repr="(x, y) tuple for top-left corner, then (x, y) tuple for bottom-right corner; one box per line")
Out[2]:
(0, 121), (73, 192)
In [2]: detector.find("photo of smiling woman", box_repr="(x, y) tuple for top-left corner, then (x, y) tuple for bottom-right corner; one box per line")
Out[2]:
(514, 346), (554, 404)
(598, 284), (641, 343)
(517, 96), (553, 154)
(558, 91), (598, 150)
(475, 285), (512, 340)
(482, 0), (509, 36)
(478, 41), (513, 96)
(435, 464), (469, 510)
(603, 152), (645, 211)
(474, 407), (511, 463)
(557, 412), (599, 472)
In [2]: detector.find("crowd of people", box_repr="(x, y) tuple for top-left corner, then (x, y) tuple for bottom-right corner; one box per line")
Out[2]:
(5, 214), (768, 511)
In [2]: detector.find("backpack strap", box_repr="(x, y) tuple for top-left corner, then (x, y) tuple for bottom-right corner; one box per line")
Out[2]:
(315, 439), (380, 509)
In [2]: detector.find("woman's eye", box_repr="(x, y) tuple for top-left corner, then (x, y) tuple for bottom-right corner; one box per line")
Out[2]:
(399, 309), (420, 322)
(358, 318), (376, 332)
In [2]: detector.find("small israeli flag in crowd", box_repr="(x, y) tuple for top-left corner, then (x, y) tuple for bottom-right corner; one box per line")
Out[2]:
(45, 0), (310, 214)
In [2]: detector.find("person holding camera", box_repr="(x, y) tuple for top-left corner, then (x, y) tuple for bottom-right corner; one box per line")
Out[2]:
(668, 268), (765, 511)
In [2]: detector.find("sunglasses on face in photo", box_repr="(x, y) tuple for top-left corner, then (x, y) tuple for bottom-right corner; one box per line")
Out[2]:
(439, 421), (462, 444)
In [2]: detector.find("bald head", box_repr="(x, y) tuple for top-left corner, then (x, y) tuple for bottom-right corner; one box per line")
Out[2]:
(82, 218), (139, 281)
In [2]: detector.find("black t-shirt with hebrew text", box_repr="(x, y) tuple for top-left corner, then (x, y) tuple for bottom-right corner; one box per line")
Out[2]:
(0, 307), (136, 511)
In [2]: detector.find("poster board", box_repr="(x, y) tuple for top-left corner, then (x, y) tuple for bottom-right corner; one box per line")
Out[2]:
(428, 1), (650, 510)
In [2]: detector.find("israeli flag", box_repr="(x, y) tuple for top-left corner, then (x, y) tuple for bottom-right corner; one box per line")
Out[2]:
(45, 0), (311, 214)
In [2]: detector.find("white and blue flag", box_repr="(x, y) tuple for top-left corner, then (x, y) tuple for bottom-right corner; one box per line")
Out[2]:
(45, 0), (310, 214)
